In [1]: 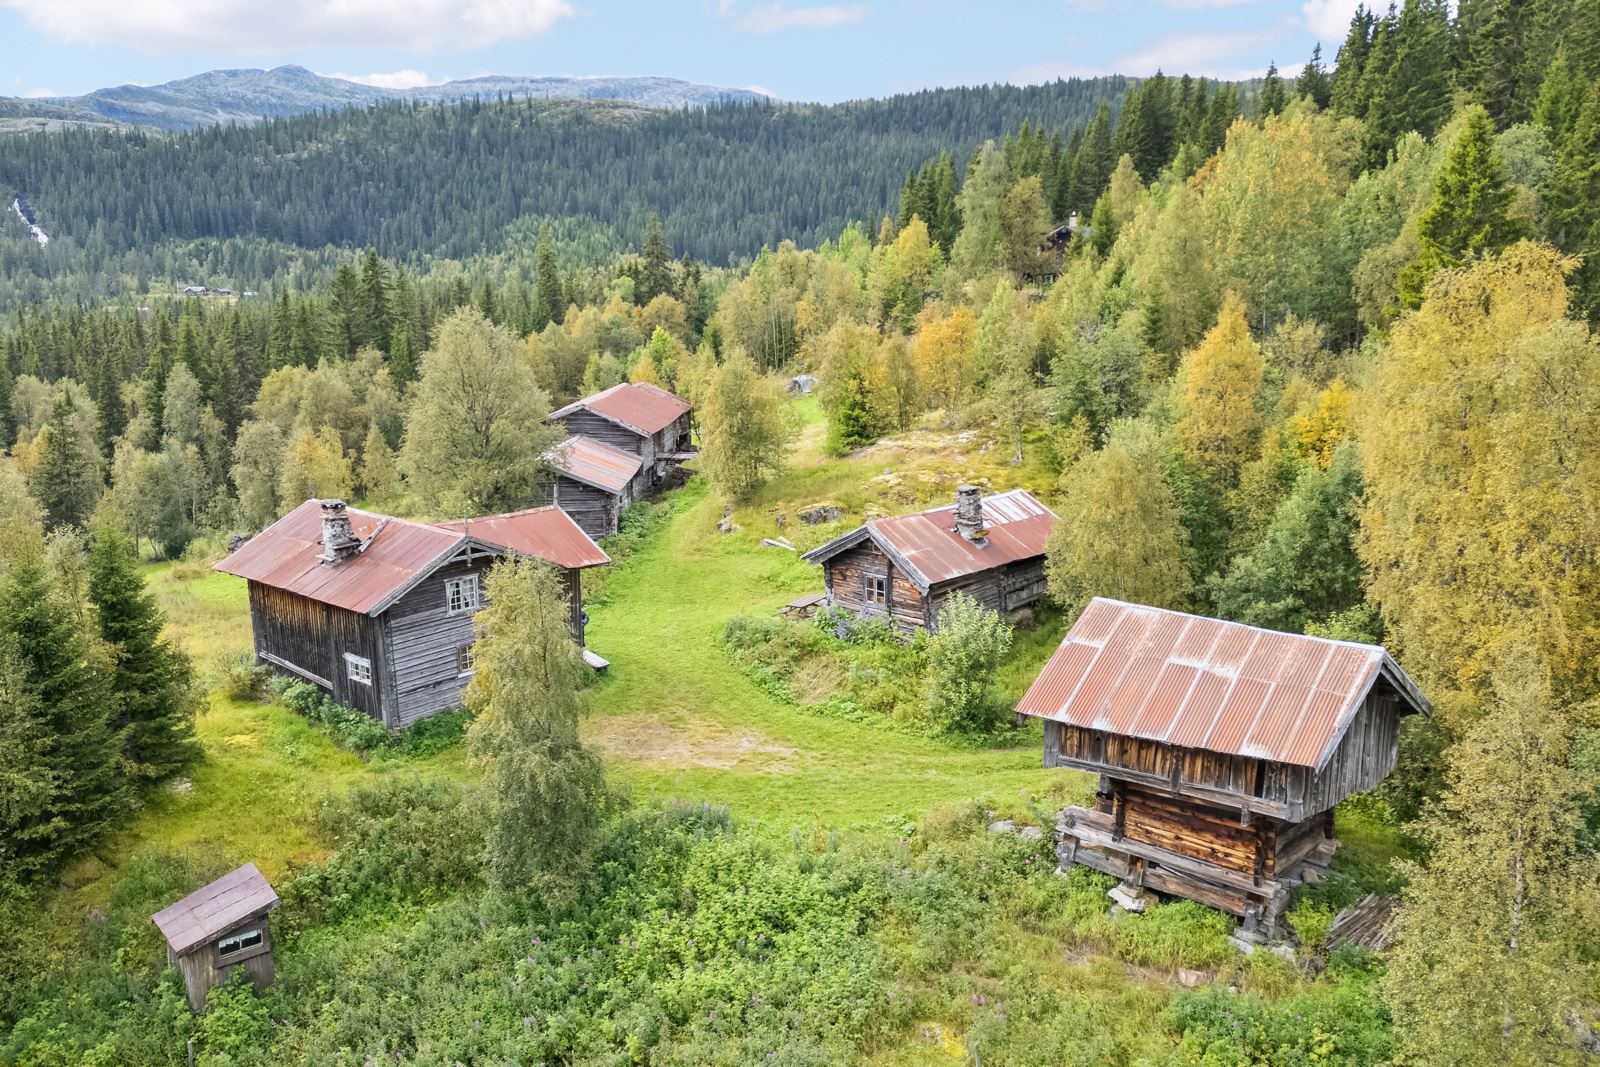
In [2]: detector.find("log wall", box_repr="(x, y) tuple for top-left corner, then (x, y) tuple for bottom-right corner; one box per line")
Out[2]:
(248, 583), (386, 721)
(822, 541), (926, 632)
(542, 474), (623, 538)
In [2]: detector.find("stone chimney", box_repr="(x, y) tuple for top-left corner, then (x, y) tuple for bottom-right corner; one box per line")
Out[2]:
(319, 499), (362, 565)
(955, 484), (986, 542)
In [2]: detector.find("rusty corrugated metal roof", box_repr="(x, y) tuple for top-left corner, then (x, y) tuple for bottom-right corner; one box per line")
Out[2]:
(214, 499), (462, 616)
(433, 506), (610, 570)
(549, 381), (691, 436)
(545, 435), (643, 495)
(803, 488), (1056, 591)
(1017, 598), (1430, 769)
(152, 863), (277, 956)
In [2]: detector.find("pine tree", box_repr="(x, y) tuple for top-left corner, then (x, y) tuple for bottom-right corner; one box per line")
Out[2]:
(0, 553), (124, 880)
(1398, 106), (1524, 308)
(531, 223), (564, 330)
(1296, 43), (1332, 107)
(87, 521), (198, 783)
(357, 250), (392, 354)
(1544, 84), (1600, 250)
(1328, 5), (1377, 116)
(637, 214), (675, 306)
(1067, 102), (1115, 215)
(1259, 62), (1287, 117)
(466, 557), (607, 893)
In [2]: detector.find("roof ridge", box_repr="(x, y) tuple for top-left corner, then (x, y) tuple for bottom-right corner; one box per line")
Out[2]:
(1085, 596), (1389, 656)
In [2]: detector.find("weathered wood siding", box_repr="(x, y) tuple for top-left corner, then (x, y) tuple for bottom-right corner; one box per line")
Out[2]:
(385, 558), (492, 729)
(542, 474), (623, 538)
(554, 409), (647, 454)
(1119, 786), (1260, 875)
(1304, 685), (1403, 815)
(822, 541), (924, 632)
(927, 557), (1048, 627)
(170, 914), (275, 1011)
(248, 583), (386, 721)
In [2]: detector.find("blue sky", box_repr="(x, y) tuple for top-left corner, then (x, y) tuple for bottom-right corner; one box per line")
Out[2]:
(0, 0), (1364, 102)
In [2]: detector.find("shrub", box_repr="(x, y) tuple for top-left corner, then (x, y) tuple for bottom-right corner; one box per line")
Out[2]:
(923, 592), (1013, 733)
(213, 650), (268, 701)
(270, 677), (391, 755)
(382, 707), (474, 760)
(198, 970), (271, 1065)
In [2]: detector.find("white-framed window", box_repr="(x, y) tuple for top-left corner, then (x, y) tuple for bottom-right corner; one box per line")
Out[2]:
(864, 575), (887, 605)
(345, 653), (372, 685)
(457, 644), (475, 675)
(216, 928), (263, 958)
(446, 575), (480, 615)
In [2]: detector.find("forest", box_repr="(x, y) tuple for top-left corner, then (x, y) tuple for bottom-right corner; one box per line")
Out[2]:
(4, 0), (1600, 1063)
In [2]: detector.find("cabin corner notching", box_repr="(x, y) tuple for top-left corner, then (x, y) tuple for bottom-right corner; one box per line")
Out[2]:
(1019, 598), (1431, 935)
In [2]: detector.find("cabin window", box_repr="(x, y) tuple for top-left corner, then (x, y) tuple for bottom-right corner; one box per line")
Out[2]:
(345, 653), (372, 685)
(216, 928), (263, 958)
(457, 644), (475, 675)
(446, 575), (480, 615)
(864, 575), (887, 605)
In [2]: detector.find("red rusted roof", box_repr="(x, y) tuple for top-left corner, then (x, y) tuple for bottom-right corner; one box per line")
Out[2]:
(550, 381), (691, 436)
(1017, 598), (1430, 769)
(152, 863), (277, 956)
(802, 488), (1056, 591)
(433, 506), (610, 570)
(545, 435), (643, 495)
(214, 500), (462, 615)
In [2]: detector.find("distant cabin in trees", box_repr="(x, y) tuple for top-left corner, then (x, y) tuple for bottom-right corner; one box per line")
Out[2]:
(152, 863), (279, 1011)
(215, 499), (609, 729)
(1018, 599), (1431, 936)
(801, 486), (1057, 634)
(547, 381), (693, 506)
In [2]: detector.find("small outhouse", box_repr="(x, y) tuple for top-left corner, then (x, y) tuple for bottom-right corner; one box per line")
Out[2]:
(151, 863), (279, 1011)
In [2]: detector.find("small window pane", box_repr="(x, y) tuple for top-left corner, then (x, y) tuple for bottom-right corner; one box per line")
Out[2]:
(345, 654), (372, 685)
(446, 575), (480, 615)
(457, 644), (475, 674)
(865, 576), (887, 605)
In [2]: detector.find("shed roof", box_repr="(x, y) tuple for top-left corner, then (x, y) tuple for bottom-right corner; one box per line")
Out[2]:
(215, 499), (608, 615)
(151, 863), (278, 956)
(549, 381), (691, 436)
(1017, 598), (1430, 770)
(432, 506), (610, 570)
(801, 488), (1056, 592)
(544, 435), (643, 495)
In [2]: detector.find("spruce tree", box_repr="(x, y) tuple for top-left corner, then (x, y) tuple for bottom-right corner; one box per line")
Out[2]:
(1296, 43), (1332, 108)
(637, 214), (675, 306)
(28, 392), (101, 529)
(531, 223), (564, 330)
(1398, 106), (1525, 307)
(1067, 102), (1115, 215)
(1328, 4), (1377, 116)
(1259, 62), (1287, 117)
(357, 250), (392, 354)
(0, 554), (124, 880)
(87, 521), (199, 783)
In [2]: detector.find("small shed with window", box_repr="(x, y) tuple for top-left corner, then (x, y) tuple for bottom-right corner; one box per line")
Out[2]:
(216, 499), (610, 729)
(151, 863), (279, 1011)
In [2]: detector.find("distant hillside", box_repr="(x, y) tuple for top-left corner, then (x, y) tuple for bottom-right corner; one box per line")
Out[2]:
(2, 66), (768, 132)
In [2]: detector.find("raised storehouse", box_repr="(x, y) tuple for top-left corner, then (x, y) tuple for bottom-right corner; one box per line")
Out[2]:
(800, 486), (1056, 633)
(1017, 598), (1430, 934)
(152, 863), (278, 1011)
(548, 381), (694, 494)
(215, 499), (609, 729)
(541, 434), (646, 539)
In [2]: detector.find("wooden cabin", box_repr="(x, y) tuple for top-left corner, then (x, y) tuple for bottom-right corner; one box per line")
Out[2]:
(800, 486), (1056, 634)
(548, 381), (694, 493)
(541, 435), (646, 538)
(1017, 598), (1431, 935)
(215, 499), (609, 729)
(152, 863), (278, 1011)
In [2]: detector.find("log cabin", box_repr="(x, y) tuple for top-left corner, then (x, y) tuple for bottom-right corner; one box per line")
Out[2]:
(215, 499), (609, 729)
(548, 381), (694, 495)
(800, 485), (1056, 634)
(151, 863), (278, 1011)
(1017, 598), (1430, 935)
(540, 434), (646, 539)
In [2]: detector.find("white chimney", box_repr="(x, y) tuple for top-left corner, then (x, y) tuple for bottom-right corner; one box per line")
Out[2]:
(955, 484), (986, 542)
(319, 499), (362, 565)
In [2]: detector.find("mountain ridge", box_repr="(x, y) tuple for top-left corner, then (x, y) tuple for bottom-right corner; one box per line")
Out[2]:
(4, 65), (769, 132)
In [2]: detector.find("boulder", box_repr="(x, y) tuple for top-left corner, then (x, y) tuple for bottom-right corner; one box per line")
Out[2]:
(797, 502), (844, 525)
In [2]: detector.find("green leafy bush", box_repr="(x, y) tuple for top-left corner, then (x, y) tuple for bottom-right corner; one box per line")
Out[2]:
(269, 677), (391, 755)
(1162, 978), (1394, 1066)
(923, 591), (1014, 733)
(213, 649), (268, 702)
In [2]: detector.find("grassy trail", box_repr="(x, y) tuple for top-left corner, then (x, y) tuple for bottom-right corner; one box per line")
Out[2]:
(581, 481), (1061, 829)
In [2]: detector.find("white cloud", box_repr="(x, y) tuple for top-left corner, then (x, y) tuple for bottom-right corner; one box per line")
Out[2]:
(1159, 0), (1260, 8)
(1111, 26), (1284, 76)
(325, 69), (448, 89)
(744, 84), (777, 97)
(729, 3), (868, 33)
(0, 0), (577, 52)
(1061, 0), (1105, 12)
(1302, 0), (1363, 40)
(21, 86), (59, 98)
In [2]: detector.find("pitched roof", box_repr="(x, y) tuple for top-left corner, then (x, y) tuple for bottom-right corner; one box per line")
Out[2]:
(432, 506), (610, 570)
(1016, 598), (1431, 770)
(549, 381), (691, 436)
(215, 500), (463, 615)
(151, 863), (278, 956)
(215, 499), (608, 615)
(801, 488), (1056, 592)
(545, 435), (643, 495)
